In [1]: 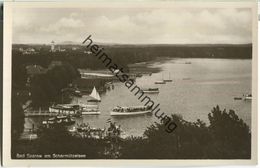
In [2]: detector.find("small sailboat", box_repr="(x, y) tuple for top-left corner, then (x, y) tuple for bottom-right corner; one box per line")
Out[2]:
(87, 86), (101, 102)
(163, 73), (173, 82)
(244, 94), (252, 101)
(155, 74), (166, 84)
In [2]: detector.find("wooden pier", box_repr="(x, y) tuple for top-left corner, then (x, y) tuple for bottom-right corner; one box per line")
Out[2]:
(79, 71), (137, 80)
(24, 110), (57, 117)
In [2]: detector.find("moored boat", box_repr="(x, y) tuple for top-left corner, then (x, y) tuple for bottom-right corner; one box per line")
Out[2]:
(80, 104), (98, 108)
(143, 88), (159, 93)
(163, 79), (172, 82)
(155, 73), (166, 84)
(82, 108), (101, 115)
(155, 80), (166, 84)
(244, 94), (252, 101)
(70, 123), (106, 139)
(110, 106), (152, 116)
(234, 97), (242, 100)
(42, 115), (75, 127)
(80, 104), (100, 115)
(87, 86), (101, 102)
(163, 73), (173, 82)
(49, 104), (81, 116)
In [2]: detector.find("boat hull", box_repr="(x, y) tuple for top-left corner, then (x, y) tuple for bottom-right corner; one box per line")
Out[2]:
(110, 110), (151, 116)
(244, 97), (252, 101)
(42, 120), (75, 126)
(155, 82), (166, 84)
(234, 97), (242, 100)
(143, 90), (159, 93)
(82, 111), (101, 115)
(49, 107), (80, 116)
(87, 99), (101, 102)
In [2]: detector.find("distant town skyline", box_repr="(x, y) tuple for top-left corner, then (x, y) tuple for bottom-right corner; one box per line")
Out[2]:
(13, 7), (252, 44)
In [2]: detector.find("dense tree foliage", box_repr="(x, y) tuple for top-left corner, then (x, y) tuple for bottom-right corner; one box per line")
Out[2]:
(11, 95), (25, 141)
(12, 106), (251, 159)
(120, 106), (251, 159)
(11, 54), (27, 141)
(30, 63), (80, 107)
(207, 106), (251, 158)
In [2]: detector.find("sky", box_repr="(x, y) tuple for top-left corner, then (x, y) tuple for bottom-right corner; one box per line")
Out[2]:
(13, 7), (252, 44)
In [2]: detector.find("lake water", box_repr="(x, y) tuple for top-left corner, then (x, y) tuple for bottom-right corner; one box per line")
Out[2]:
(24, 58), (252, 137)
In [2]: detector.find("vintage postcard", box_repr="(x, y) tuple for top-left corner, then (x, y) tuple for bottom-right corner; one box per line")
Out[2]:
(2, 1), (258, 166)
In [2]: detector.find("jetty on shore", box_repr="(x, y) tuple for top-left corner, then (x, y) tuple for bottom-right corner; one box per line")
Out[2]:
(24, 110), (57, 117)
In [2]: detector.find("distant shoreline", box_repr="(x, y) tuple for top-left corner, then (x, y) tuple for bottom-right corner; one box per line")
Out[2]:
(12, 43), (252, 60)
(12, 43), (252, 47)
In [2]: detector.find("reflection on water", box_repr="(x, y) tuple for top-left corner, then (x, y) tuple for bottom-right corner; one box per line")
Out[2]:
(25, 58), (252, 137)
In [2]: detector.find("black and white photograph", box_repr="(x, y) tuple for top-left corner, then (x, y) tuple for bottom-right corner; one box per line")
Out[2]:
(2, 1), (258, 166)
